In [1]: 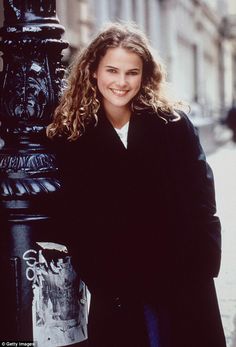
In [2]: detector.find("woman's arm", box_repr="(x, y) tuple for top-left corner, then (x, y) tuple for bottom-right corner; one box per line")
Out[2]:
(165, 111), (221, 278)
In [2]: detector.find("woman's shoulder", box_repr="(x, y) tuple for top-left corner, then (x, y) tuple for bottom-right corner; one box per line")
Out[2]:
(49, 134), (80, 152)
(140, 107), (194, 131)
(158, 108), (192, 126)
(165, 109), (198, 140)
(145, 108), (200, 152)
(48, 132), (88, 166)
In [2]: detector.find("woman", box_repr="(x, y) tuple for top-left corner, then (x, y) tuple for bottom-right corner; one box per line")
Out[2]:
(47, 23), (226, 347)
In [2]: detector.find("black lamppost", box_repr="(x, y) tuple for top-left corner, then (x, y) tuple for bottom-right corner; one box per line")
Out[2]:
(0, 1), (88, 345)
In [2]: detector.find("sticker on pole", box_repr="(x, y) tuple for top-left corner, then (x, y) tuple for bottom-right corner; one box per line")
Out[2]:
(23, 242), (90, 347)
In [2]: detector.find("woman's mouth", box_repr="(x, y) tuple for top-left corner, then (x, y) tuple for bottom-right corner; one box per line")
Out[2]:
(110, 88), (129, 96)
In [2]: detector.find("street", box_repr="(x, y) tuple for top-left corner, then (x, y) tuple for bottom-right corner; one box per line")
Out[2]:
(207, 141), (236, 347)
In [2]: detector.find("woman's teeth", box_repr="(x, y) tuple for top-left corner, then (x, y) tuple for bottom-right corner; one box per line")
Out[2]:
(110, 89), (128, 96)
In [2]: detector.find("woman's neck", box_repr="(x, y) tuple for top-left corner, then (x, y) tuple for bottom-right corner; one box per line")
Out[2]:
(103, 102), (131, 129)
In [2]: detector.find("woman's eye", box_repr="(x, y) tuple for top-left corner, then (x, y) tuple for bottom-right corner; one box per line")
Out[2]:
(107, 69), (117, 73)
(128, 71), (138, 76)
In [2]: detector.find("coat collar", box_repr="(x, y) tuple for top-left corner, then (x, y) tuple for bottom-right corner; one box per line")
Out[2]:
(95, 106), (165, 153)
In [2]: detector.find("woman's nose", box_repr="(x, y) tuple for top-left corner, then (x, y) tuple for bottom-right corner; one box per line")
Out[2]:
(116, 74), (127, 87)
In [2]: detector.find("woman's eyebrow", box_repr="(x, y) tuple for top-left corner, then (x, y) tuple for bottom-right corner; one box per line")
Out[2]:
(105, 65), (141, 71)
(105, 65), (118, 69)
(128, 68), (141, 71)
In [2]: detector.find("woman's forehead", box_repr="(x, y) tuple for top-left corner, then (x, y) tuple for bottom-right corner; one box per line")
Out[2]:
(98, 47), (143, 68)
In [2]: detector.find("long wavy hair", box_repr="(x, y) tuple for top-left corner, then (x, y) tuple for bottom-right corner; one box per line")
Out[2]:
(47, 22), (182, 140)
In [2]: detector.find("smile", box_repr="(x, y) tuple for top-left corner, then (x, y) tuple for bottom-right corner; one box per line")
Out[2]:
(110, 89), (129, 96)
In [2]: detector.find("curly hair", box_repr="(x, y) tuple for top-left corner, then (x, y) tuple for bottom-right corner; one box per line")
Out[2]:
(47, 22), (182, 140)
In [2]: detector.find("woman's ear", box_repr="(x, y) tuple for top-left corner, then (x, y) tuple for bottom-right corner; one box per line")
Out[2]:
(93, 72), (97, 79)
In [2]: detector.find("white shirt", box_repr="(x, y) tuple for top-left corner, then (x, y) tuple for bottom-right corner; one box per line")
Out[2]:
(114, 121), (130, 148)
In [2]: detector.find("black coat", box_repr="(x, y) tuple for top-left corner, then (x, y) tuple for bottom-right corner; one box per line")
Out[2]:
(53, 108), (226, 347)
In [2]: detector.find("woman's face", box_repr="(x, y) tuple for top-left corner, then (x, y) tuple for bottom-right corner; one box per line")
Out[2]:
(95, 47), (143, 115)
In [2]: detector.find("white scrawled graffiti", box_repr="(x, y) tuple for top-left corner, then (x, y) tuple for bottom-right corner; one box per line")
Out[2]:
(22, 249), (38, 281)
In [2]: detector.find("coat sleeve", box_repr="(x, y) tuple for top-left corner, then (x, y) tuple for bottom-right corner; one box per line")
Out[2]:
(165, 111), (221, 278)
(48, 137), (87, 253)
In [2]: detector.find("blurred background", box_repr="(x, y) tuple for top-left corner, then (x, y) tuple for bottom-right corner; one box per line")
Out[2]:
(0, 0), (236, 346)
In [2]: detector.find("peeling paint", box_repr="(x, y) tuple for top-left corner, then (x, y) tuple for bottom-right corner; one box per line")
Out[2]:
(22, 26), (42, 33)
(7, 27), (17, 32)
(31, 63), (42, 73)
(9, 0), (21, 20)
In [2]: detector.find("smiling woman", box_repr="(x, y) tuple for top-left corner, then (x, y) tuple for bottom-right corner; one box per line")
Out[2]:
(47, 22), (175, 141)
(47, 22), (226, 347)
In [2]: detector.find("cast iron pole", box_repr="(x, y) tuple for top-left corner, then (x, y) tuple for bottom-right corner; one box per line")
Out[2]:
(0, 1), (88, 345)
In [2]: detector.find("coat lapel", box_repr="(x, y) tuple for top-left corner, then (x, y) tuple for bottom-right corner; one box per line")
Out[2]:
(95, 110), (128, 153)
(94, 108), (163, 153)
(91, 107), (167, 166)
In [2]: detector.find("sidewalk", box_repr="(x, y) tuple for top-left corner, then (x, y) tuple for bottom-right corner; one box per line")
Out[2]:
(207, 142), (236, 347)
